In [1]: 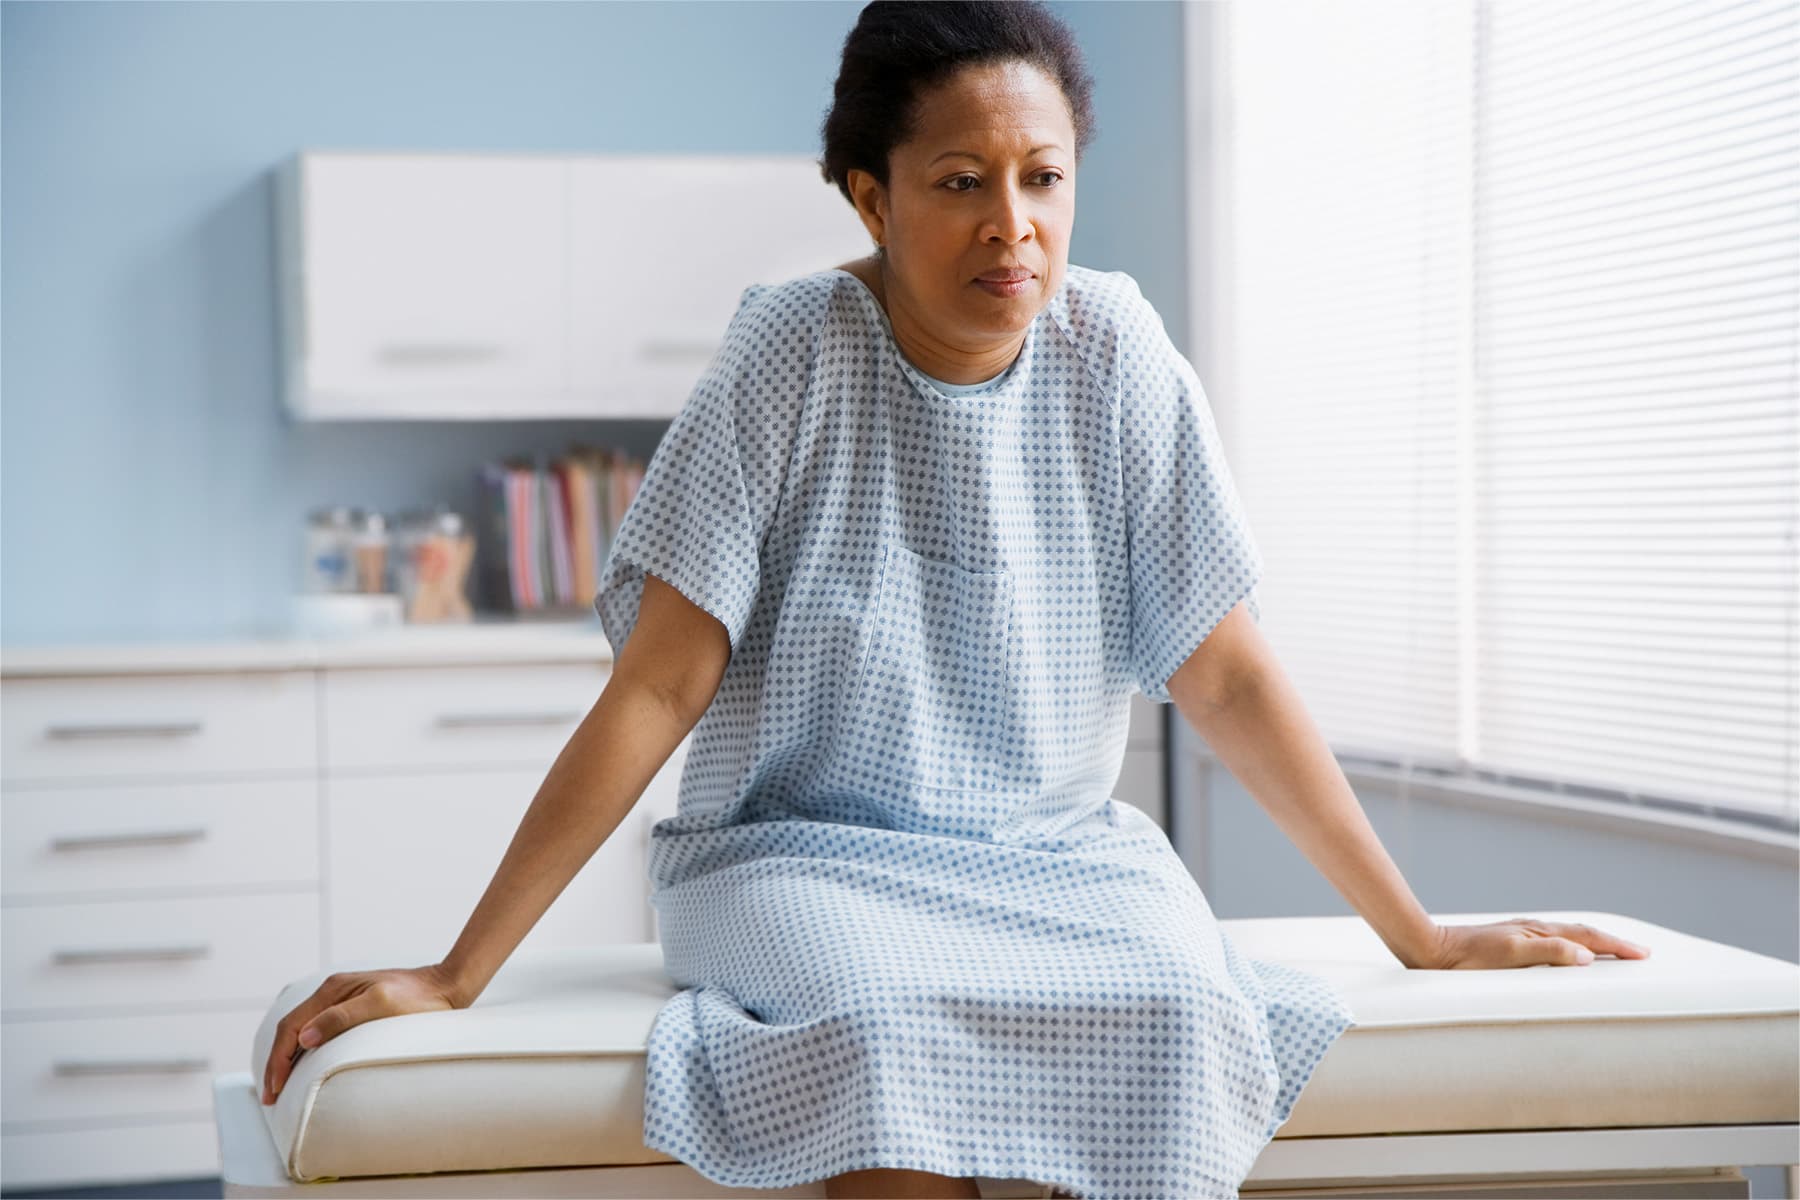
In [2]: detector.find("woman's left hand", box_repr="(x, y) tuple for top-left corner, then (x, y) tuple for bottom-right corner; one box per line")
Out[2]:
(1420, 917), (1653, 969)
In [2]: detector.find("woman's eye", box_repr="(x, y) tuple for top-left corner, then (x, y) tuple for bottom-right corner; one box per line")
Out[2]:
(944, 172), (1063, 191)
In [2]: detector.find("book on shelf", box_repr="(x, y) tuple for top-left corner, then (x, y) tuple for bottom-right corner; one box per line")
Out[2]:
(476, 444), (645, 617)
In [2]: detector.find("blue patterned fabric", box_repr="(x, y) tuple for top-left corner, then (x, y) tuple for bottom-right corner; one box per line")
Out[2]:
(594, 265), (1358, 1199)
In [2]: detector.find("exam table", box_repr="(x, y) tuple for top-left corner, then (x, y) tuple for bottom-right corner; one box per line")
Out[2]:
(213, 910), (1800, 1198)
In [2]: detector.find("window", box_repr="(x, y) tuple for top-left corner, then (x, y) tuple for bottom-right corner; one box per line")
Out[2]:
(1195, 0), (1799, 831)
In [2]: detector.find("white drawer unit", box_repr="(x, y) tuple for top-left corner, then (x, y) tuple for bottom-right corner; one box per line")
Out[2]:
(0, 625), (1162, 1190)
(0, 670), (317, 782)
(0, 625), (682, 1190)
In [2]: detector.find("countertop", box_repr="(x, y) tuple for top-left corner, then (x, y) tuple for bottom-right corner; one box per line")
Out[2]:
(0, 616), (616, 676)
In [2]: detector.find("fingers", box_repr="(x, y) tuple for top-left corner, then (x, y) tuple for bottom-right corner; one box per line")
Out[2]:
(1549, 938), (1595, 965)
(1535, 922), (1653, 967)
(263, 976), (352, 1106)
(265, 1004), (335, 1104)
(263, 981), (403, 1103)
(263, 1017), (302, 1105)
(264, 991), (327, 1106)
(303, 982), (391, 1047)
(1560, 921), (1653, 962)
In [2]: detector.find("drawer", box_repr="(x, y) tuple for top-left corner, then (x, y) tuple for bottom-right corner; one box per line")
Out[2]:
(2, 778), (318, 900)
(0, 672), (317, 783)
(1128, 692), (1165, 747)
(2, 891), (318, 1015)
(1, 1116), (222, 1192)
(2, 1004), (265, 1127)
(1116, 746), (1168, 829)
(322, 661), (607, 771)
(325, 767), (653, 964)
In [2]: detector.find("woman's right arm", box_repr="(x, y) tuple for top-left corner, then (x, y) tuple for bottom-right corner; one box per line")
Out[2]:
(261, 572), (733, 1104)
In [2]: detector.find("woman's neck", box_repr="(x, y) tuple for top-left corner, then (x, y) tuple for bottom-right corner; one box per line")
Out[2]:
(844, 256), (1025, 385)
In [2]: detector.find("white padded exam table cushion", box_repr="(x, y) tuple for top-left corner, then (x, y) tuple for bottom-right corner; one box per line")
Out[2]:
(249, 910), (1800, 1183)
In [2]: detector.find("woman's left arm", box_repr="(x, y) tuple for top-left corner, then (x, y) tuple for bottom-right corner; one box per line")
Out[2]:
(1168, 604), (1652, 970)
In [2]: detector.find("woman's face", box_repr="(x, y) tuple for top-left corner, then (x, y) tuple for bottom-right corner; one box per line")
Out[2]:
(846, 59), (1077, 382)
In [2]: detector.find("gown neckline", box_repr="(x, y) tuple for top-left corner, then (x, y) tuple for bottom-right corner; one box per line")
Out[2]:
(826, 268), (1035, 404)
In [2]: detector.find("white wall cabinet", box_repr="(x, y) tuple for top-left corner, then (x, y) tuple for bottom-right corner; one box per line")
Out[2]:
(0, 629), (680, 1191)
(276, 154), (570, 419)
(277, 150), (873, 421)
(566, 156), (877, 415)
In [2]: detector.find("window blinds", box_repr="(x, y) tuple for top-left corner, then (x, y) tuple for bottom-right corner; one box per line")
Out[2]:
(1210, 0), (1799, 829)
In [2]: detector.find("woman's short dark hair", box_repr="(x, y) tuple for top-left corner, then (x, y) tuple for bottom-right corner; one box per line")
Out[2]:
(819, 0), (1097, 207)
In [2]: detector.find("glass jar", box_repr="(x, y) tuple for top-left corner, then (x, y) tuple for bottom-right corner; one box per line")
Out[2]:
(302, 507), (361, 594)
(351, 510), (391, 594)
(394, 507), (474, 623)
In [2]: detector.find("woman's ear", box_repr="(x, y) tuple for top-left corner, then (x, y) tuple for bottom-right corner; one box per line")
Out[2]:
(845, 168), (888, 249)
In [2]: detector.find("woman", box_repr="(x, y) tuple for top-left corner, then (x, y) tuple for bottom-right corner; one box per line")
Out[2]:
(260, 4), (1650, 1197)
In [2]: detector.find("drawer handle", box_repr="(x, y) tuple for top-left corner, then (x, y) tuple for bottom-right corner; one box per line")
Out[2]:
(434, 711), (581, 729)
(52, 944), (211, 965)
(376, 341), (505, 366)
(51, 828), (208, 852)
(44, 721), (204, 740)
(54, 1057), (212, 1077)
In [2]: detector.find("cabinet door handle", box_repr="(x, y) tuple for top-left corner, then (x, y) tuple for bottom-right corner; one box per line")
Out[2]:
(54, 1057), (212, 1077)
(637, 338), (718, 364)
(45, 721), (204, 740)
(52, 944), (212, 965)
(433, 711), (580, 729)
(376, 341), (506, 366)
(51, 828), (209, 852)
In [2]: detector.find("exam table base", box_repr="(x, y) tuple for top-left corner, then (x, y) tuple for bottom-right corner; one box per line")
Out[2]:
(214, 1072), (1789, 1200)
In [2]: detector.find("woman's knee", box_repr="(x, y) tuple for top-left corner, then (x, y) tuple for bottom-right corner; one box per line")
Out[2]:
(823, 1166), (982, 1199)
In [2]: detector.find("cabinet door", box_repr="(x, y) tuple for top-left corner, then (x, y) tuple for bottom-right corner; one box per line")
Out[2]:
(568, 155), (872, 416)
(325, 768), (655, 965)
(289, 152), (569, 419)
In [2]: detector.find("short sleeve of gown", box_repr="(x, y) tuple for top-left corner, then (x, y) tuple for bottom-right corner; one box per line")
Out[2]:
(593, 283), (794, 657)
(1117, 276), (1264, 705)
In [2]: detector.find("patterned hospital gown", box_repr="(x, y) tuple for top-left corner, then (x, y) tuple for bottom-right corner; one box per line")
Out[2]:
(593, 264), (1358, 1199)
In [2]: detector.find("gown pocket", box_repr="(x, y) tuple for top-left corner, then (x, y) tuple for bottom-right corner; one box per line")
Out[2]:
(823, 541), (1016, 795)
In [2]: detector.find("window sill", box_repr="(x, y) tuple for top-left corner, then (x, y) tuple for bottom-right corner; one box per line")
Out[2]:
(1188, 744), (1798, 865)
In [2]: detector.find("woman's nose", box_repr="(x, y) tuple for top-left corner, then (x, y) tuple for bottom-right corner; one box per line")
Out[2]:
(984, 181), (1034, 244)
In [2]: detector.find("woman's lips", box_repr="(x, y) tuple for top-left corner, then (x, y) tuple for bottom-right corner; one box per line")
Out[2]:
(974, 272), (1034, 297)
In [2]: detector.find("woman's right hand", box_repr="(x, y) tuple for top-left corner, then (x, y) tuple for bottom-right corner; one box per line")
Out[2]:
(261, 963), (465, 1106)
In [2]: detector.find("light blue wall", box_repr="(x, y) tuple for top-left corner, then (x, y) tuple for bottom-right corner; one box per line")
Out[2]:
(0, 0), (1190, 644)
